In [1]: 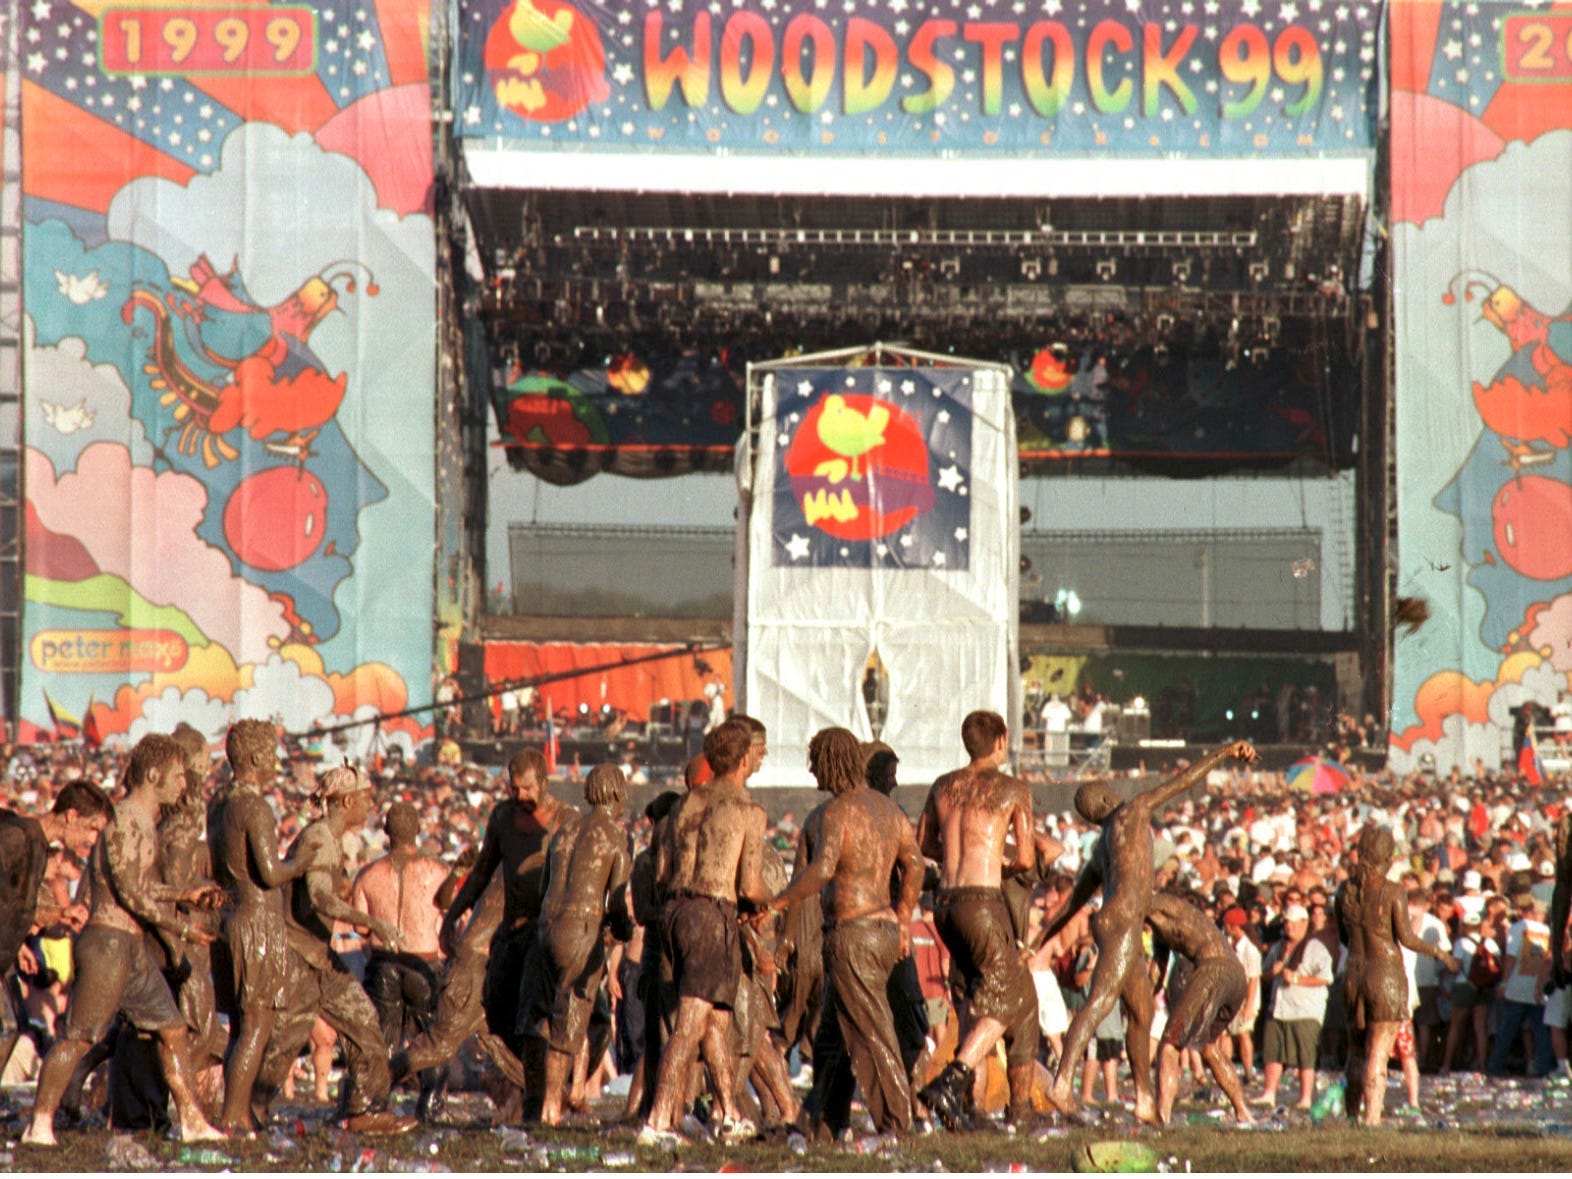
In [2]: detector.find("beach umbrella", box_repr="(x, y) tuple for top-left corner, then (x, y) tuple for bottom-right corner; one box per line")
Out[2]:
(1286, 756), (1352, 795)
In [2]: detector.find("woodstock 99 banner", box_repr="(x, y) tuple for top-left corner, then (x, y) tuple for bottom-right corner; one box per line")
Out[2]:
(1390, 3), (1572, 774)
(20, 0), (437, 753)
(450, 0), (1376, 158)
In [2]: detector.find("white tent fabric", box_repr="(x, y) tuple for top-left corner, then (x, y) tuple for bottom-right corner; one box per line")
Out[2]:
(740, 354), (1019, 788)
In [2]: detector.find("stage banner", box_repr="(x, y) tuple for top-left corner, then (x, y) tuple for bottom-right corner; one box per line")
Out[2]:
(1390, 3), (1572, 773)
(20, 0), (438, 754)
(744, 361), (1017, 787)
(450, 0), (1376, 160)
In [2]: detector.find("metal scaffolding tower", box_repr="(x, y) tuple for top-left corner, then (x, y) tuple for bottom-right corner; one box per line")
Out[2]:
(0, 12), (24, 736)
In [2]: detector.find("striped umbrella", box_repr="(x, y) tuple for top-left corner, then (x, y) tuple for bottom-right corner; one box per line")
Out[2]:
(1286, 756), (1352, 795)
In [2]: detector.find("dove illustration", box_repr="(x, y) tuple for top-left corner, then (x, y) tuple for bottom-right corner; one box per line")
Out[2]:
(40, 399), (96, 435)
(55, 270), (108, 305)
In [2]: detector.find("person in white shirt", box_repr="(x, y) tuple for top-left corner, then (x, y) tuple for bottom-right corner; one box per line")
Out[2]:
(1408, 889), (1452, 1068)
(1223, 907), (1262, 1082)
(1257, 905), (1333, 1109)
(1441, 910), (1498, 1074)
(1487, 893), (1554, 1077)
(1042, 694), (1072, 735)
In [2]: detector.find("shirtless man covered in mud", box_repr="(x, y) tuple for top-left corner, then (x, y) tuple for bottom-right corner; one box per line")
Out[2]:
(1146, 891), (1254, 1125)
(25, 735), (224, 1147)
(767, 727), (924, 1137)
(914, 710), (1040, 1131)
(638, 718), (770, 1148)
(209, 718), (307, 1133)
(1036, 739), (1259, 1124)
(253, 766), (412, 1135)
(529, 763), (632, 1126)
(354, 800), (452, 1120)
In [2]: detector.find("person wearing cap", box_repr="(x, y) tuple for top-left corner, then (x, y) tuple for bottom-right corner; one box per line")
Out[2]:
(1257, 901), (1333, 1110)
(1222, 906), (1262, 1083)
(1441, 908), (1497, 1074)
(251, 765), (414, 1135)
(1486, 891), (1555, 1078)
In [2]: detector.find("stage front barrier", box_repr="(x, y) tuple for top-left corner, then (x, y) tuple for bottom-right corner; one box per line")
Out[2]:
(739, 352), (1019, 788)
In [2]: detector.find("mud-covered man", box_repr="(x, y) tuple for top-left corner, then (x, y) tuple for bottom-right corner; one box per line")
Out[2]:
(638, 719), (770, 1148)
(353, 800), (452, 1120)
(1036, 739), (1259, 1123)
(1145, 891), (1254, 1125)
(253, 766), (412, 1135)
(439, 748), (573, 1117)
(208, 718), (308, 1133)
(25, 735), (224, 1147)
(768, 727), (924, 1137)
(0, 780), (111, 1082)
(914, 710), (1040, 1131)
(528, 763), (632, 1125)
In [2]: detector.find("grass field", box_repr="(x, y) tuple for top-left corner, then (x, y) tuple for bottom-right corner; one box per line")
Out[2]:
(7, 1098), (1572, 1173)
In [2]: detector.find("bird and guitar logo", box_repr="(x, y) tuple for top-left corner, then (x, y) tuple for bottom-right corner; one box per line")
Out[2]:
(773, 368), (972, 570)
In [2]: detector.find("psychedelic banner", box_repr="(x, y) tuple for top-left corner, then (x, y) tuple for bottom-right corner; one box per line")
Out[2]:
(769, 367), (972, 571)
(451, 0), (1376, 160)
(21, 0), (438, 753)
(1389, 3), (1572, 773)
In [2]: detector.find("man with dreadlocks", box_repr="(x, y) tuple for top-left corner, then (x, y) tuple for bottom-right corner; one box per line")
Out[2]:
(528, 763), (633, 1126)
(767, 727), (924, 1138)
(1335, 825), (1457, 1126)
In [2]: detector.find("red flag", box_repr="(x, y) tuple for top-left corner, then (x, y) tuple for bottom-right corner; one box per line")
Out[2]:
(82, 695), (102, 749)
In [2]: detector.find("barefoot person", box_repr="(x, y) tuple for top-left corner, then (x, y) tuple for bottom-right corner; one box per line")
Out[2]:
(914, 710), (1040, 1131)
(439, 749), (573, 1118)
(252, 766), (413, 1135)
(1035, 740), (1259, 1124)
(767, 728), (924, 1138)
(528, 764), (632, 1126)
(638, 719), (770, 1148)
(353, 801), (453, 1120)
(25, 736), (224, 1147)
(1145, 891), (1254, 1125)
(209, 719), (308, 1132)
(0, 781), (111, 1081)
(1337, 825), (1458, 1126)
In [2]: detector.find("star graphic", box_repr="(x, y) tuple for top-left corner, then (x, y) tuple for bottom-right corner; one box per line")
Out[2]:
(464, 105), (482, 125)
(937, 465), (963, 492)
(900, 534), (914, 548)
(1241, 0), (1261, 15)
(933, 552), (947, 567)
(26, 50), (43, 72)
(613, 62), (635, 85)
(937, 409), (951, 423)
(1279, 2), (1298, 20)
(785, 534), (812, 561)
(876, 543), (890, 557)
(900, 380), (916, 396)
(1443, 38), (1462, 60)
(357, 30), (375, 50)
(30, 0), (48, 19)
(797, 379), (814, 397)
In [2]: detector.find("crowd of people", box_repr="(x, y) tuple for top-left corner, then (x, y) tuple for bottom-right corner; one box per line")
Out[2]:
(2, 718), (1572, 1152)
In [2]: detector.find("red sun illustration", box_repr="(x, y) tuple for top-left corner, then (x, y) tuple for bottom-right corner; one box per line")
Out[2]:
(224, 466), (329, 572)
(484, 0), (609, 124)
(785, 394), (935, 542)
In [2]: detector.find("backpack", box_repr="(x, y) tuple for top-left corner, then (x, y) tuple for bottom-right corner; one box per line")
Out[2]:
(1468, 940), (1503, 991)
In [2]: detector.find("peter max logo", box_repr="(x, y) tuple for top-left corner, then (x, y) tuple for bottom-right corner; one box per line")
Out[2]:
(32, 629), (190, 675)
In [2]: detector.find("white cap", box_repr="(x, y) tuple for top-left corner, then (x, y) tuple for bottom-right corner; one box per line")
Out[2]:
(1463, 870), (1483, 890)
